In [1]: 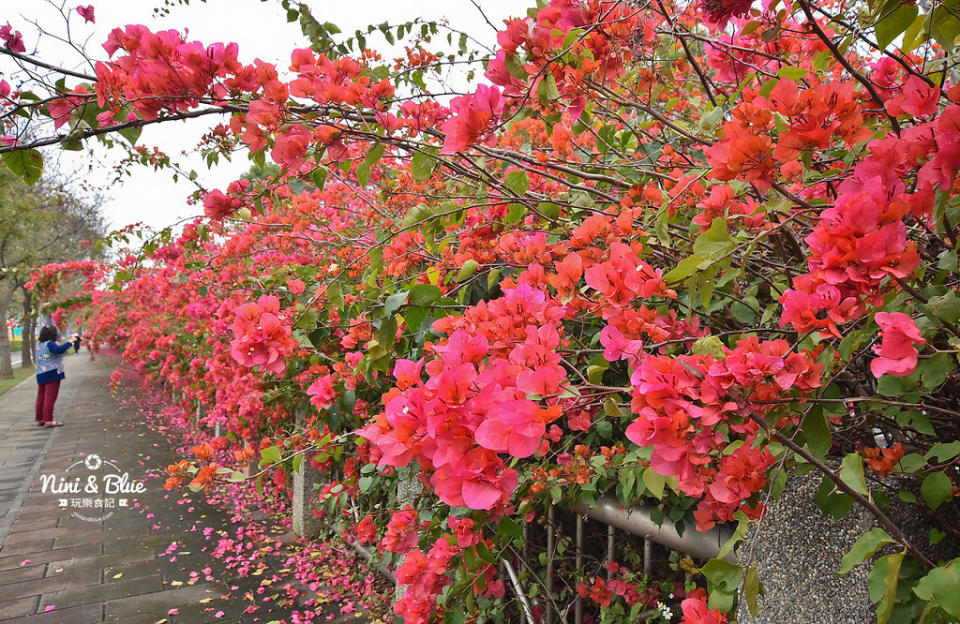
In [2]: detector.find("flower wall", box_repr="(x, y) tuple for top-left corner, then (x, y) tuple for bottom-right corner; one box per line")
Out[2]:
(6, 0), (960, 622)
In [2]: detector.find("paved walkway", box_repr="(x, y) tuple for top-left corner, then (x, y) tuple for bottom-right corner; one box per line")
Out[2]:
(0, 353), (318, 623)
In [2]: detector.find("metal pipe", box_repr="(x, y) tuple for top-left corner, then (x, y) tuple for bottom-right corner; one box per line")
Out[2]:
(643, 538), (651, 577)
(575, 515), (583, 624)
(503, 559), (535, 624)
(606, 524), (615, 580)
(546, 505), (555, 624)
(574, 496), (734, 561)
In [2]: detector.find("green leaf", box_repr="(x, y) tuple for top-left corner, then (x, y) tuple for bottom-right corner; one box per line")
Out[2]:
(744, 565), (763, 616)
(839, 528), (896, 574)
(901, 12), (928, 52)
(119, 124), (142, 146)
(717, 513), (750, 561)
(702, 559), (743, 612)
(691, 336), (725, 358)
(358, 476), (373, 492)
(930, 7), (960, 50)
(411, 150), (435, 181)
(875, 0), (919, 49)
(938, 250), (958, 272)
(913, 560), (960, 617)
(384, 290), (409, 317)
(356, 161), (371, 187)
(920, 471), (953, 510)
(504, 170), (530, 195)
(776, 66), (808, 80)
(497, 517), (523, 543)
(404, 306), (428, 332)
(408, 283), (442, 307)
(311, 167), (328, 190)
(456, 259), (480, 282)
(839, 453), (870, 496)
(365, 142), (385, 166)
(642, 468), (666, 499)
(925, 441), (960, 463)
(537, 73), (560, 105)
(504, 53), (527, 80)
(503, 203), (526, 224)
(602, 397), (623, 418)
(895, 452), (926, 473)
(920, 352), (953, 390)
(924, 291), (960, 323)
(326, 281), (343, 308)
(291, 454), (303, 475)
(375, 314), (398, 350)
(692, 218), (735, 259)
(295, 308), (318, 330)
(801, 407), (832, 461)
(537, 201), (560, 220)
(868, 552), (903, 624)
(260, 445), (283, 465)
(814, 475), (855, 520)
(664, 254), (706, 283)
(2, 149), (44, 185)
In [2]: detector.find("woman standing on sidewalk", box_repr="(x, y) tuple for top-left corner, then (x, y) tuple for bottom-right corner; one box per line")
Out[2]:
(35, 326), (71, 427)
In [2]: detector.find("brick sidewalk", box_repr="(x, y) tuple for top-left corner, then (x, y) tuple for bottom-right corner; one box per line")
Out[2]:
(0, 353), (311, 623)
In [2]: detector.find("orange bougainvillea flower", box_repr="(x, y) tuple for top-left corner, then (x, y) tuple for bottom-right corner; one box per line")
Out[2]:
(864, 443), (905, 477)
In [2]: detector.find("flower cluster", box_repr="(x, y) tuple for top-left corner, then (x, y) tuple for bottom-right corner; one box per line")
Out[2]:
(626, 337), (821, 529)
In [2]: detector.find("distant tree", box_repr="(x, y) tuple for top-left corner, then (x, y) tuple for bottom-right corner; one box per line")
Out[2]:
(0, 168), (106, 377)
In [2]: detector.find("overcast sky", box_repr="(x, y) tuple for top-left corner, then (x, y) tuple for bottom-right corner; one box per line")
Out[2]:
(3, 0), (520, 231)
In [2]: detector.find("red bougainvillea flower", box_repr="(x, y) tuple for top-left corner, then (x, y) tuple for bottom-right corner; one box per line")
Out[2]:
(680, 588), (728, 623)
(701, 0), (752, 26)
(870, 312), (925, 378)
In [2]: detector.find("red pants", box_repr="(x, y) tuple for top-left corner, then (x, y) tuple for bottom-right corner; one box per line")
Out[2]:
(35, 380), (61, 423)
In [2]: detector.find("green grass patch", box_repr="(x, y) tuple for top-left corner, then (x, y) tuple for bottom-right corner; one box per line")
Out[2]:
(9, 339), (22, 351)
(0, 365), (34, 395)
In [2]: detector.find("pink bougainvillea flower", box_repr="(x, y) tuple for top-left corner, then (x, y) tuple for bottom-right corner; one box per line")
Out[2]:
(870, 311), (925, 377)
(392, 358), (424, 389)
(599, 324), (643, 362)
(306, 374), (336, 409)
(440, 84), (503, 154)
(885, 75), (940, 119)
(0, 23), (26, 53)
(475, 399), (544, 458)
(76, 5), (96, 24)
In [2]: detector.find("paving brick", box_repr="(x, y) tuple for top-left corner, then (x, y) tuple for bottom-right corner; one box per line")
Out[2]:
(0, 595), (39, 620)
(47, 548), (156, 577)
(0, 538), (55, 557)
(6, 602), (102, 624)
(0, 354), (334, 624)
(2, 526), (81, 546)
(0, 562), (46, 585)
(8, 517), (60, 533)
(0, 566), (101, 602)
(0, 542), (101, 572)
(38, 573), (164, 610)
(103, 584), (222, 621)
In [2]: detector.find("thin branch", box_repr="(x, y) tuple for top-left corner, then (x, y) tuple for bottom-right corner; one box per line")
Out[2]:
(0, 46), (97, 81)
(748, 411), (935, 569)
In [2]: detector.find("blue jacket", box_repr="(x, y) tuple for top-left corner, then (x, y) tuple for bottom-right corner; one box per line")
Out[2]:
(36, 340), (71, 384)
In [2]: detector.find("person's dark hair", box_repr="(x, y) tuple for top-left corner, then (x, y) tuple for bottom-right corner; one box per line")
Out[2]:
(38, 326), (58, 342)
